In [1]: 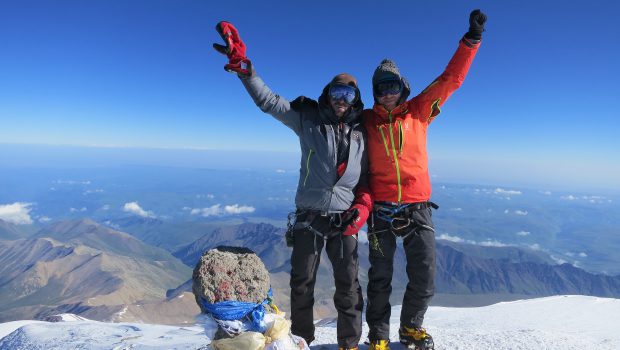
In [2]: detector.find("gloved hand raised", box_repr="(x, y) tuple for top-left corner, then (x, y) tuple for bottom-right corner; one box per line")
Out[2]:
(213, 21), (252, 76)
(341, 204), (370, 236)
(465, 9), (487, 41)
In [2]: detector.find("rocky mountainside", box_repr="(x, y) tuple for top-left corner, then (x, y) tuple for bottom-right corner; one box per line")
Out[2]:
(435, 244), (620, 296)
(0, 219), (28, 240)
(0, 220), (192, 323)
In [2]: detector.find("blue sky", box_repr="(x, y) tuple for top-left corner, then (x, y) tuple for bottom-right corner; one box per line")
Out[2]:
(1, 0), (619, 190)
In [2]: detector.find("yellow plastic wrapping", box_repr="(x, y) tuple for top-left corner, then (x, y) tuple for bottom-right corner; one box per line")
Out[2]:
(264, 315), (291, 344)
(210, 331), (266, 350)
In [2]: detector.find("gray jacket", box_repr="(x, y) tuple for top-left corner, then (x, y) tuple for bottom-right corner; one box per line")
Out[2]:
(240, 74), (368, 213)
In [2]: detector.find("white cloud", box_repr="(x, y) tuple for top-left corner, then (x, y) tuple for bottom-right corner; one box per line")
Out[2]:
(101, 205), (110, 211)
(83, 189), (104, 195)
(190, 204), (255, 217)
(275, 169), (286, 173)
(479, 240), (508, 247)
(505, 209), (528, 215)
(540, 190), (552, 195)
(70, 207), (87, 213)
(437, 233), (467, 243)
(39, 216), (52, 223)
(550, 255), (568, 265)
(529, 244), (542, 251)
(55, 180), (91, 185)
(123, 202), (155, 218)
(579, 252), (588, 258)
(191, 205), (222, 217)
(438, 233), (510, 248)
(0, 202), (34, 225)
(494, 188), (522, 195)
(103, 220), (120, 230)
(516, 231), (530, 236)
(560, 194), (608, 204)
(449, 208), (463, 212)
(267, 197), (290, 201)
(225, 204), (255, 214)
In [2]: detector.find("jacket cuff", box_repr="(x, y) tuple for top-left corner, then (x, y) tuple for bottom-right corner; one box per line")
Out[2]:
(461, 36), (481, 48)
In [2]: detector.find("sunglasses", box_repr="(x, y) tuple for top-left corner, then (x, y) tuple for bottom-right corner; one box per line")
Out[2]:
(374, 79), (403, 97)
(328, 84), (358, 105)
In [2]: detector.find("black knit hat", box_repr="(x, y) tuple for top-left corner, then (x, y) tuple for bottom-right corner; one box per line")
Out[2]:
(372, 59), (401, 86)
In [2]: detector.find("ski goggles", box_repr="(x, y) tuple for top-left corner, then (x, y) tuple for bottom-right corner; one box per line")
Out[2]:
(374, 79), (403, 97)
(328, 84), (358, 105)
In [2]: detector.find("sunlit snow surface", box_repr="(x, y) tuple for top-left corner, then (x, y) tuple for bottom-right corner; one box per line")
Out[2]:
(1, 296), (619, 350)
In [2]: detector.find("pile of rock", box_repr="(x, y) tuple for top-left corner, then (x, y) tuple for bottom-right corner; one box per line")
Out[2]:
(192, 246), (271, 309)
(192, 246), (308, 350)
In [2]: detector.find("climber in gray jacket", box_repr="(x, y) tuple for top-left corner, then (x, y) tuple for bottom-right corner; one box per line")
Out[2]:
(213, 21), (373, 350)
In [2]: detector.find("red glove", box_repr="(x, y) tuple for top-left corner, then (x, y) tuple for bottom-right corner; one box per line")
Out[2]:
(213, 21), (252, 75)
(342, 185), (373, 236)
(342, 204), (370, 236)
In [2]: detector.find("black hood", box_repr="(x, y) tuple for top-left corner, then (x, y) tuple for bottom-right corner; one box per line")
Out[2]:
(318, 83), (364, 124)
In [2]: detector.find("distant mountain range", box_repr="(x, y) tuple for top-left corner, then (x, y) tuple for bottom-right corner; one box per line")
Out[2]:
(1, 219), (619, 324)
(173, 222), (620, 316)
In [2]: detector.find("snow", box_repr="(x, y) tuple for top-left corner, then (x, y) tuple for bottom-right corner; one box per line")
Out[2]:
(1, 295), (619, 349)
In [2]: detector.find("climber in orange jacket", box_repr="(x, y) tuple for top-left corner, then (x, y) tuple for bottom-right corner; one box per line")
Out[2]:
(363, 9), (487, 350)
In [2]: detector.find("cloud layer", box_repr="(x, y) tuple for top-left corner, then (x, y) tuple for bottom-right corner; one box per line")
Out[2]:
(189, 204), (255, 217)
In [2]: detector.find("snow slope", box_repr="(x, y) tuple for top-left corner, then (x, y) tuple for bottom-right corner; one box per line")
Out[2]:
(1, 295), (618, 350)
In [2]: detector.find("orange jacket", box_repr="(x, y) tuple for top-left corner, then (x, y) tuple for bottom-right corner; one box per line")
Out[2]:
(364, 39), (480, 203)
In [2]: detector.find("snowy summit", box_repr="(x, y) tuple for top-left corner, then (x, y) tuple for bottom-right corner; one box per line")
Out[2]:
(1, 295), (619, 350)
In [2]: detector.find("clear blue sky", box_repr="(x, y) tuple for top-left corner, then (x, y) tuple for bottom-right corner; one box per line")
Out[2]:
(1, 0), (619, 190)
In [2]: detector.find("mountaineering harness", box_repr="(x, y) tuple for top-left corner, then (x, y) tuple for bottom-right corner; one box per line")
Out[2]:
(286, 209), (358, 258)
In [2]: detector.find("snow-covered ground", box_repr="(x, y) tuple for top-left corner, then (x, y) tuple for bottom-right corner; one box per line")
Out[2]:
(1, 295), (619, 349)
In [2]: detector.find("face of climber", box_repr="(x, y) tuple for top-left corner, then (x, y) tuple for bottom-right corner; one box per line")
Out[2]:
(328, 83), (358, 118)
(375, 79), (403, 111)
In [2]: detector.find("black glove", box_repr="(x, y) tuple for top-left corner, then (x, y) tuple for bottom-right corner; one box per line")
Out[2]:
(465, 9), (487, 41)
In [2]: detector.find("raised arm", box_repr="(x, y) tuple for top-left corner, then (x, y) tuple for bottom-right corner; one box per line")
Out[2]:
(213, 21), (302, 134)
(413, 10), (487, 124)
(238, 73), (302, 134)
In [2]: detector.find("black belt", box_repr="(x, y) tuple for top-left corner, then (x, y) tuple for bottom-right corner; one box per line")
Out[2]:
(375, 201), (438, 213)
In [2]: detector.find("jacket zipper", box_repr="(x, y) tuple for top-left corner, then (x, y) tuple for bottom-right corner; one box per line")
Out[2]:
(303, 149), (313, 187)
(378, 126), (390, 158)
(387, 112), (402, 203)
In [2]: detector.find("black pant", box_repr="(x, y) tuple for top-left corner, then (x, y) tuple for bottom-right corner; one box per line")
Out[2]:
(289, 216), (363, 348)
(366, 207), (436, 341)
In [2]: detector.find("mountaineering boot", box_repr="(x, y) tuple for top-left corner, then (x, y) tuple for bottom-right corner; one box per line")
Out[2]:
(338, 347), (359, 350)
(399, 326), (434, 350)
(368, 339), (391, 350)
